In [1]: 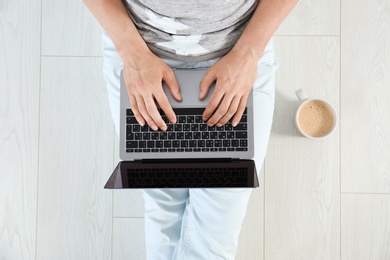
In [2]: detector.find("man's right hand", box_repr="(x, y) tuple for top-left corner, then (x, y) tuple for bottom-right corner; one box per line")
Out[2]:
(123, 51), (182, 131)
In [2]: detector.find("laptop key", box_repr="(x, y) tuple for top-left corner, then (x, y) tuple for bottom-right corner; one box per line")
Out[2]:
(174, 124), (182, 131)
(234, 123), (247, 131)
(240, 140), (248, 147)
(164, 141), (172, 148)
(127, 109), (134, 116)
(200, 124), (208, 131)
(139, 141), (146, 148)
(197, 140), (205, 147)
(225, 124), (232, 131)
(178, 116), (186, 123)
(127, 141), (138, 148)
(236, 132), (247, 139)
(214, 140), (222, 147)
(141, 125), (149, 132)
(168, 132), (176, 140)
(185, 132), (192, 139)
(195, 116), (203, 123)
(183, 124), (191, 131)
(191, 124), (199, 131)
(127, 116), (138, 124)
(227, 132), (235, 139)
(218, 132), (226, 139)
(193, 132), (201, 139)
(177, 132), (184, 139)
(133, 125), (140, 132)
(159, 132), (168, 140)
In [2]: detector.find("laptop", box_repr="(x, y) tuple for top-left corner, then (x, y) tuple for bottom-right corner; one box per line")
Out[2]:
(104, 68), (259, 189)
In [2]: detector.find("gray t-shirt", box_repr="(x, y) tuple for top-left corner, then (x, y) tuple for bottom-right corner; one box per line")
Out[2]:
(123, 0), (258, 62)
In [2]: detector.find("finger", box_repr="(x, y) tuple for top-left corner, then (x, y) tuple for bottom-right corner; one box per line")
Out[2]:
(135, 95), (159, 131)
(216, 95), (241, 126)
(231, 94), (249, 127)
(154, 90), (177, 124)
(202, 88), (225, 122)
(199, 69), (216, 100)
(206, 93), (234, 126)
(129, 94), (146, 126)
(144, 96), (167, 131)
(163, 68), (182, 101)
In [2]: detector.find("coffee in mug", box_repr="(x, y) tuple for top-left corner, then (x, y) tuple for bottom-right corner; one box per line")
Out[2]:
(295, 89), (337, 139)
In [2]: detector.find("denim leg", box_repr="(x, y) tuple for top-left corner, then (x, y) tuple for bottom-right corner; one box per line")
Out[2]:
(142, 189), (190, 260)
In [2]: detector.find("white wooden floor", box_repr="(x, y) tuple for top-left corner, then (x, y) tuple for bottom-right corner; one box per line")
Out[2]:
(1, 0), (390, 259)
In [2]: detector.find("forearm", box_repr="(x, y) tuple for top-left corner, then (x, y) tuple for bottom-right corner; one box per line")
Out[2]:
(83, 0), (149, 62)
(233, 0), (299, 59)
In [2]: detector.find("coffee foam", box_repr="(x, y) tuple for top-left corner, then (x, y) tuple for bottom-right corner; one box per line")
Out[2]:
(297, 100), (335, 138)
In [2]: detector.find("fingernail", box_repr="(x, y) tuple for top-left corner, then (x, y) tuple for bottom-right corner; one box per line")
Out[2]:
(232, 121), (238, 127)
(216, 123), (223, 127)
(151, 125), (158, 131)
(207, 122), (214, 127)
(161, 125), (167, 131)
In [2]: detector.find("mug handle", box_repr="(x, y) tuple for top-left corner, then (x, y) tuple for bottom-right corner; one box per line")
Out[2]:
(296, 89), (308, 103)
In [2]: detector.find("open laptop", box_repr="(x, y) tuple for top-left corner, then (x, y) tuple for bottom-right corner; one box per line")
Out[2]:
(104, 68), (259, 189)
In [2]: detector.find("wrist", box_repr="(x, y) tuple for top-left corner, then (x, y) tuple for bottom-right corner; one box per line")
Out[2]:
(115, 37), (152, 66)
(231, 40), (265, 62)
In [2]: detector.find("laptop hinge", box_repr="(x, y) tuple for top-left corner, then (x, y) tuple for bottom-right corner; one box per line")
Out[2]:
(137, 158), (234, 164)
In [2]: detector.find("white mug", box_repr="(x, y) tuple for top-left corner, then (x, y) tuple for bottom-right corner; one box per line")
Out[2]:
(295, 89), (337, 139)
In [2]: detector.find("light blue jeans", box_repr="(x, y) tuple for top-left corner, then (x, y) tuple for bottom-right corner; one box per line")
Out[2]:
(102, 31), (278, 260)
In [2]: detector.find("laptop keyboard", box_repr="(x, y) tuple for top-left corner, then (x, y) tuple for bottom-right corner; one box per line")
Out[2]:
(126, 167), (249, 188)
(125, 108), (249, 153)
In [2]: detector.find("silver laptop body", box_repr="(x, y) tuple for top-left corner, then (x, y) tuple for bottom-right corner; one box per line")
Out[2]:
(119, 68), (255, 161)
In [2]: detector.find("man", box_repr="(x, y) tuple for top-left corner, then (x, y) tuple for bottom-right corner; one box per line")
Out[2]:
(84, 0), (298, 259)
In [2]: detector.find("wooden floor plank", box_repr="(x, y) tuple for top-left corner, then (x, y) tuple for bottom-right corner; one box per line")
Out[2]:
(265, 36), (340, 260)
(41, 0), (102, 56)
(36, 57), (114, 259)
(0, 0), (40, 258)
(342, 194), (390, 260)
(341, 0), (390, 193)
